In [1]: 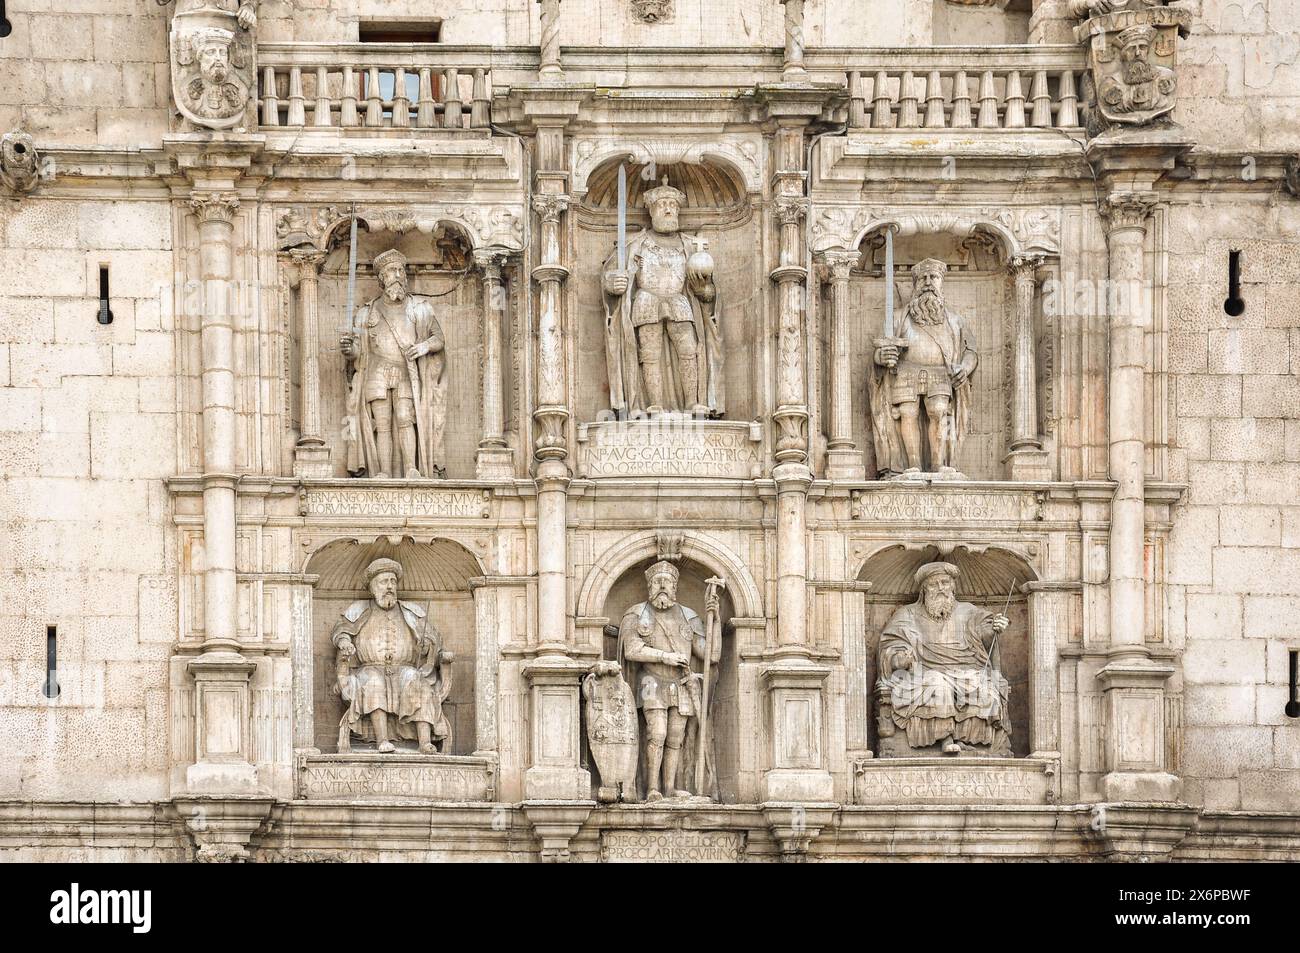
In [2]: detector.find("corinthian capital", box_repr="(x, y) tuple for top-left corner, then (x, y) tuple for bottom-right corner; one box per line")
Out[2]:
(531, 193), (570, 224)
(817, 248), (860, 283)
(189, 191), (241, 225)
(774, 197), (809, 227)
(1102, 191), (1157, 232)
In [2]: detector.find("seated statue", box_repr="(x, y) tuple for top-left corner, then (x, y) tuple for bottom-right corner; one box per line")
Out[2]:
(876, 562), (1011, 757)
(331, 557), (454, 754)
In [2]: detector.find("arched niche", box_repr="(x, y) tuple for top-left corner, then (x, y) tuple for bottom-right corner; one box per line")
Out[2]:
(830, 220), (1017, 480)
(576, 531), (763, 804)
(855, 543), (1038, 758)
(570, 155), (763, 425)
(305, 223), (486, 480)
(304, 536), (484, 755)
(598, 556), (741, 803)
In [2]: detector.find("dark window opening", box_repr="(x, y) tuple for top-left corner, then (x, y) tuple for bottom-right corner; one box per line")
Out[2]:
(43, 625), (59, 699)
(358, 21), (441, 43)
(97, 265), (113, 325)
(1223, 249), (1245, 317)
(1286, 649), (1299, 719)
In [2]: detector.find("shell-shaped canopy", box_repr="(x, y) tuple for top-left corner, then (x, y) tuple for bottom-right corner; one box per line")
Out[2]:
(307, 537), (482, 593)
(584, 160), (746, 211)
(857, 544), (1036, 601)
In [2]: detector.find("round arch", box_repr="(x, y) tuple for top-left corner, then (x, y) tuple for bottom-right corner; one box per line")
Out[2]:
(575, 530), (763, 622)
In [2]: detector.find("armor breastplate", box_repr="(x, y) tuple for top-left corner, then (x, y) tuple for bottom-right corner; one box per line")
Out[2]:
(903, 323), (954, 367)
(369, 302), (414, 364)
(637, 238), (687, 295)
(357, 606), (418, 667)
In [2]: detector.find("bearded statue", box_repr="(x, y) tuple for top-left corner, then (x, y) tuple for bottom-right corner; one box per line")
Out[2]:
(869, 258), (979, 478)
(875, 562), (1011, 757)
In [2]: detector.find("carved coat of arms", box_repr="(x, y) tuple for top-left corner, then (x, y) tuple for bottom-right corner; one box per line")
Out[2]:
(170, 3), (255, 130)
(1076, 8), (1191, 129)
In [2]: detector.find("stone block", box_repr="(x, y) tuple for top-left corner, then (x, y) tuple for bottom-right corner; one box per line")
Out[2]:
(77, 201), (172, 252)
(1217, 505), (1282, 546)
(54, 298), (136, 346)
(1168, 330), (1208, 373)
(1183, 684), (1256, 725)
(1176, 373), (1241, 417)
(8, 343), (113, 388)
(1209, 417), (1284, 462)
(1214, 546), (1300, 594)
(1182, 637), (1265, 685)
(112, 331), (174, 378)
(1239, 770), (1300, 811)
(89, 411), (174, 479)
(1185, 592), (1242, 638)
(1206, 328), (1290, 375)
(1181, 725), (1273, 776)
(1187, 462), (1243, 504)
(1242, 374), (1300, 419)
(1243, 462), (1300, 503)
(0, 388), (44, 433)
(1246, 597), (1300, 639)
(1167, 504), (1218, 585)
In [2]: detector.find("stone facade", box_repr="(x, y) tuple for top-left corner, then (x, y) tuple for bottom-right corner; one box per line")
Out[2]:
(0, 0), (1298, 862)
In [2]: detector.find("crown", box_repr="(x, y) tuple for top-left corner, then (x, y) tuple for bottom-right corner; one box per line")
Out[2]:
(911, 258), (948, 280)
(643, 176), (686, 210)
(373, 249), (408, 273)
(645, 560), (680, 584)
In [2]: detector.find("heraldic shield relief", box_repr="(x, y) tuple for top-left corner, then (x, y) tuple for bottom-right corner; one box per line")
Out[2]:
(169, 1), (255, 130)
(1078, 7), (1191, 128)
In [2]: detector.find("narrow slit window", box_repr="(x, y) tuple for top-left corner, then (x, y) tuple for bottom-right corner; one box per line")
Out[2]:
(1223, 249), (1245, 317)
(97, 265), (113, 325)
(1286, 649), (1299, 719)
(43, 625), (59, 699)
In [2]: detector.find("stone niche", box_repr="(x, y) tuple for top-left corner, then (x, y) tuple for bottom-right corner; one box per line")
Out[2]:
(304, 537), (481, 756)
(595, 556), (740, 803)
(302, 225), (491, 480)
(827, 229), (1014, 481)
(858, 544), (1034, 759)
(571, 158), (763, 428)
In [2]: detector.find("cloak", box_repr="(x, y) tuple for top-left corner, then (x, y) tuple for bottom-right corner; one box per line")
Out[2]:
(343, 294), (447, 477)
(867, 307), (977, 476)
(602, 231), (724, 418)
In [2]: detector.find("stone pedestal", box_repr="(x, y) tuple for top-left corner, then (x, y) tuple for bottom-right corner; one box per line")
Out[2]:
(522, 655), (592, 800)
(1004, 447), (1052, 482)
(1098, 655), (1181, 802)
(186, 650), (260, 794)
(759, 662), (834, 802)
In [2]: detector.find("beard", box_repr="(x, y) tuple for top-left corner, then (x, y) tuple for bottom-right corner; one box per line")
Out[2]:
(923, 591), (955, 621)
(375, 592), (397, 610)
(906, 288), (945, 326)
(1123, 59), (1154, 83)
(651, 591), (674, 610)
(383, 279), (406, 302)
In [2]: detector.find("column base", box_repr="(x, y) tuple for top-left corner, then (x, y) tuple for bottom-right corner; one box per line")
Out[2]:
(1101, 771), (1182, 803)
(475, 445), (515, 481)
(1004, 446), (1051, 481)
(293, 443), (332, 479)
(825, 447), (866, 482)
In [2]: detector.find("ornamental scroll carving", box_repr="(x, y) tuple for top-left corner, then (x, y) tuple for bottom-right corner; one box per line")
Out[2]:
(809, 206), (1062, 258)
(274, 204), (525, 254)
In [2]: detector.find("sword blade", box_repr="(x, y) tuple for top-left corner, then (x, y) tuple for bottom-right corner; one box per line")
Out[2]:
(884, 226), (894, 338)
(617, 164), (627, 271)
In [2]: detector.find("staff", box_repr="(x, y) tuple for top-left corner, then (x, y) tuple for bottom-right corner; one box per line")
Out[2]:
(696, 576), (726, 795)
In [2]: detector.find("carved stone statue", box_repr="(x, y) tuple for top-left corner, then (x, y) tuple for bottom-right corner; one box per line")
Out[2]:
(1098, 24), (1177, 121)
(0, 131), (40, 193)
(869, 258), (978, 478)
(876, 562), (1011, 757)
(170, 13), (253, 130)
(615, 560), (720, 800)
(331, 558), (454, 754)
(342, 249), (448, 479)
(602, 180), (724, 419)
(1073, 1), (1189, 132)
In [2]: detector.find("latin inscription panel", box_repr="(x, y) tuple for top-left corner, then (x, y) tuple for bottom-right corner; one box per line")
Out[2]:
(601, 830), (744, 863)
(578, 420), (763, 479)
(300, 755), (495, 801)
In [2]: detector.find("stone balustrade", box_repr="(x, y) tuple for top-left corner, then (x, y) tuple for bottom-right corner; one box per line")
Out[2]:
(257, 45), (502, 130)
(844, 52), (1085, 131)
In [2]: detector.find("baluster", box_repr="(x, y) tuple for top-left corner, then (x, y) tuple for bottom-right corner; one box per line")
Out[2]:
(848, 70), (868, 129)
(442, 68), (462, 128)
(340, 66), (359, 126)
(1003, 69), (1026, 129)
(897, 70), (919, 128)
(416, 68), (436, 127)
(312, 66), (331, 126)
(286, 66), (306, 125)
(392, 67), (410, 127)
(1030, 69), (1052, 127)
(261, 66), (279, 126)
(1057, 69), (1079, 127)
(365, 66), (383, 126)
(471, 68), (491, 128)
(951, 69), (972, 128)
(924, 69), (946, 128)
(977, 69), (998, 129)
(871, 70), (892, 129)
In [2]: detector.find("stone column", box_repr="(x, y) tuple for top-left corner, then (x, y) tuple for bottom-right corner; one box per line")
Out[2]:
(537, 0), (563, 82)
(187, 189), (258, 793)
(475, 247), (515, 481)
(780, 0), (808, 82)
(1097, 189), (1178, 802)
(1005, 253), (1051, 481)
(289, 248), (331, 478)
(819, 249), (865, 481)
